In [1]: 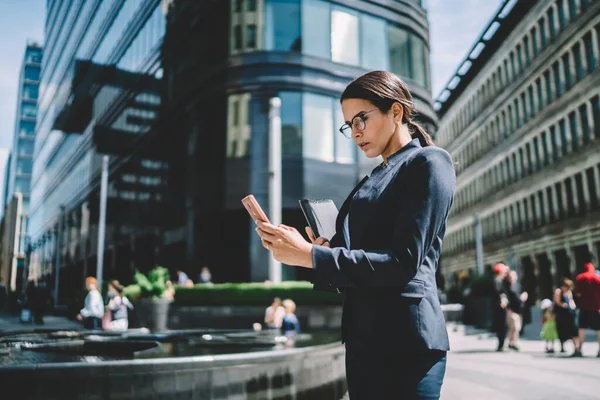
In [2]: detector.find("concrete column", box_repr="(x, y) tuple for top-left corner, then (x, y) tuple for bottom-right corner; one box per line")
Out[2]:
(546, 249), (559, 288)
(533, 192), (542, 226)
(551, 183), (560, 219)
(581, 171), (591, 211)
(584, 101), (595, 142)
(578, 39), (587, 74)
(565, 245), (575, 278)
(571, 176), (580, 214)
(574, 104), (584, 147)
(527, 196), (535, 227)
(561, 180), (569, 217)
(587, 239), (598, 265)
(593, 165), (600, 202)
(542, 186), (551, 223)
(590, 28), (600, 70)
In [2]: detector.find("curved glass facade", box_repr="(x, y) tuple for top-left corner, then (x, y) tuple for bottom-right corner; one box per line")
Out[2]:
(257, 0), (431, 89)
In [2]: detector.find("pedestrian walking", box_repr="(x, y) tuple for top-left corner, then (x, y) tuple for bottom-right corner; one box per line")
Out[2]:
(553, 278), (580, 356)
(575, 263), (600, 357)
(77, 277), (104, 330)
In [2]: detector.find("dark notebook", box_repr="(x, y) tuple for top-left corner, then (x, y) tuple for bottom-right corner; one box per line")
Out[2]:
(298, 199), (339, 241)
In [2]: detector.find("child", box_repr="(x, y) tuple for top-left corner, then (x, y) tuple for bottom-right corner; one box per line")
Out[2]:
(539, 298), (558, 353)
(280, 299), (300, 336)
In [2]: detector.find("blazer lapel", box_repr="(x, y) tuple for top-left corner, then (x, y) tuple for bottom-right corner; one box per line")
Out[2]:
(335, 174), (370, 240)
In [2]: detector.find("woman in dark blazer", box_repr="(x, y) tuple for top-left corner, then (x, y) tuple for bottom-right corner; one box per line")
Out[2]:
(256, 71), (456, 399)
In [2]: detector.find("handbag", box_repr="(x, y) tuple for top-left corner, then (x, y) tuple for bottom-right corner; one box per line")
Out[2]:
(102, 310), (112, 330)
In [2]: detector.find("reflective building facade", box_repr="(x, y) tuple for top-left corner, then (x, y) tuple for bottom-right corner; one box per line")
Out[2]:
(0, 43), (42, 292)
(163, 0), (436, 282)
(29, 0), (166, 303)
(436, 0), (600, 301)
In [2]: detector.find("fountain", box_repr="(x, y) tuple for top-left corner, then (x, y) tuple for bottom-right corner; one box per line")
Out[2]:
(0, 327), (346, 399)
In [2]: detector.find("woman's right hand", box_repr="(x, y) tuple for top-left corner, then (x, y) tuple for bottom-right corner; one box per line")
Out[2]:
(305, 227), (330, 248)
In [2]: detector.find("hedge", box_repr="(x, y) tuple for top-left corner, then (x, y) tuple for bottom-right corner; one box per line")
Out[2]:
(162, 281), (342, 307)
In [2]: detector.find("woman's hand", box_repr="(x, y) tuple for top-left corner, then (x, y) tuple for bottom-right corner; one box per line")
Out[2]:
(256, 221), (313, 268)
(305, 227), (330, 248)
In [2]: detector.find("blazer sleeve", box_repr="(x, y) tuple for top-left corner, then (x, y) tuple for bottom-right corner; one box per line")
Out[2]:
(312, 149), (455, 288)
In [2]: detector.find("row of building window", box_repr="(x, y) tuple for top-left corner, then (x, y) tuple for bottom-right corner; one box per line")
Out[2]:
(31, 1), (164, 227)
(231, 0), (429, 89)
(438, 0), (594, 148)
(452, 20), (599, 175)
(452, 94), (600, 218)
(227, 91), (357, 164)
(445, 161), (600, 256)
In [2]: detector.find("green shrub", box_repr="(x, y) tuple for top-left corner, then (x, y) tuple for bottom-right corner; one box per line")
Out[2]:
(134, 266), (170, 298)
(174, 281), (342, 307)
(123, 284), (142, 300)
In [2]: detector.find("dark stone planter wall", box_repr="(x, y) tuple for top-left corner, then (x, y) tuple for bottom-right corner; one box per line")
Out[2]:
(0, 342), (346, 400)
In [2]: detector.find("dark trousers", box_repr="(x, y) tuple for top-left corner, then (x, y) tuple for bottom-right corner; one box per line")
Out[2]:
(83, 317), (102, 330)
(345, 342), (447, 400)
(492, 307), (507, 349)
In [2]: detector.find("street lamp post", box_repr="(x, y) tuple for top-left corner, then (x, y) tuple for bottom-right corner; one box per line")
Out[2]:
(268, 97), (282, 283)
(96, 155), (109, 289)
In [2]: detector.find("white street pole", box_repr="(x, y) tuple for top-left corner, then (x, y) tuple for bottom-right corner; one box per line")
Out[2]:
(268, 97), (282, 283)
(474, 213), (484, 276)
(53, 206), (65, 307)
(96, 155), (109, 289)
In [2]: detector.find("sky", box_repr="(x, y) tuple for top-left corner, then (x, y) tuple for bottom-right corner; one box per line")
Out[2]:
(0, 0), (502, 151)
(428, 0), (505, 98)
(0, 0), (45, 152)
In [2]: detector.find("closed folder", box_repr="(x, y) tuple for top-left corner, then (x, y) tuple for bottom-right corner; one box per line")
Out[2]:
(298, 199), (338, 241)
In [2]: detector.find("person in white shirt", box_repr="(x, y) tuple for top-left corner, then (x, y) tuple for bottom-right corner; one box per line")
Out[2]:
(77, 276), (104, 330)
(106, 280), (134, 331)
(264, 297), (285, 329)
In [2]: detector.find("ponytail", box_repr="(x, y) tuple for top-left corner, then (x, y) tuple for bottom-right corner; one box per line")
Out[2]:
(408, 120), (434, 147)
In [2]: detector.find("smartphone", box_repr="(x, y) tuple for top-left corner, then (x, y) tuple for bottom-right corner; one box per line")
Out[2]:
(242, 194), (271, 224)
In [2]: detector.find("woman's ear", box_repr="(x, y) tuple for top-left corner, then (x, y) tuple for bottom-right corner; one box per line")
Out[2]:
(391, 102), (403, 123)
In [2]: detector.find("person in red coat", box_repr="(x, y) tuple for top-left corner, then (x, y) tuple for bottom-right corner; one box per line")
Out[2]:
(575, 262), (600, 357)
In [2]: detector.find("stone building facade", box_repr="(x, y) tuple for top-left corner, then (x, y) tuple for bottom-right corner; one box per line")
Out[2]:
(436, 0), (600, 301)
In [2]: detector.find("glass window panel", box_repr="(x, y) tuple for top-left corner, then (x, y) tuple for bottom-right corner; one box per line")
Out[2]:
(15, 177), (30, 194)
(247, 24), (257, 48)
(20, 141), (34, 156)
(21, 104), (37, 118)
(280, 92), (302, 157)
(360, 14), (388, 71)
(93, 0), (143, 63)
(20, 121), (36, 136)
(22, 84), (39, 100)
(24, 66), (40, 81)
(17, 159), (33, 174)
(388, 24), (410, 78)
(302, 0), (330, 59)
(331, 7), (359, 65)
(583, 33), (596, 72)
(334, 101), (354, 163)
(303, 93), (333, 162)
(410, 34), (428, 88)
(26, 49), (42, 64)
(247, 0), (257, 11)
(265, 0), (301, 52)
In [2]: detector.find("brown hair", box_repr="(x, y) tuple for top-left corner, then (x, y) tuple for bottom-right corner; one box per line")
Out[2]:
(561, 278), (574, 289)
(109, 280), (124, 296)
(340, 71), (434, 147)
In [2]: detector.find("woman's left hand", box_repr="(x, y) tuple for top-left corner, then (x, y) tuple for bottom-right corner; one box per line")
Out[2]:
(256, 221), (313, 268)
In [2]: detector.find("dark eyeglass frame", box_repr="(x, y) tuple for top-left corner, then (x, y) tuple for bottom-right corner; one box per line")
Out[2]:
(338, 108), (379, 138)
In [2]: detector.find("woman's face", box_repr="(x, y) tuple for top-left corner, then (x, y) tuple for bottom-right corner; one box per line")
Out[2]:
(341, 98), (397, 159)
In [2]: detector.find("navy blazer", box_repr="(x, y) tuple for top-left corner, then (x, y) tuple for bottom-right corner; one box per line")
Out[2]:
(312, 139), (455, 353)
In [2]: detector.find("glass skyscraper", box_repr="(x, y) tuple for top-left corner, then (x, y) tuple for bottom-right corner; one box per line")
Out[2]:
(28, 0), (166, 303)
(0, 42), (42, 292)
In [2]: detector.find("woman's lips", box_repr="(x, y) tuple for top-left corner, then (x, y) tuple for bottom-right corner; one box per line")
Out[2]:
(358, 142), (370, 149)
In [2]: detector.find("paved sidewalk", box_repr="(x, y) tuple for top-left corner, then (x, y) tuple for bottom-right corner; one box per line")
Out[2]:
(442, 322), (600, 400)
(0, 312), (81, 333)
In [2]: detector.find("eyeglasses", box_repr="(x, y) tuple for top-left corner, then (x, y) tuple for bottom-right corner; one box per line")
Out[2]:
(338, 108), (379, 138)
